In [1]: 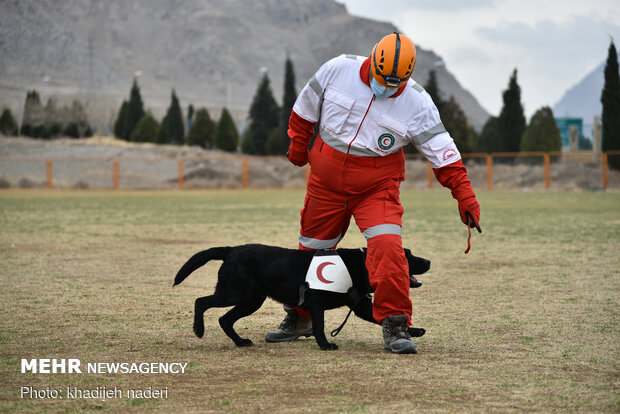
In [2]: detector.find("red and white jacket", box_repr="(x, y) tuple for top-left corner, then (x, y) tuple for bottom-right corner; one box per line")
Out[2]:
(288, 54), (477, 212)
(291, 54), (461, 167)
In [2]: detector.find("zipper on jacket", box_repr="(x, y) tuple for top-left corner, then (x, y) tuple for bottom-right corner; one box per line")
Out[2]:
(339, 95), (375, 194)
(346, 95), (375, 157)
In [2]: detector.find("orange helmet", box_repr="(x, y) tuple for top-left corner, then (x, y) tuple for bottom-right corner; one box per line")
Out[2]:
(371, 32), (416, 88)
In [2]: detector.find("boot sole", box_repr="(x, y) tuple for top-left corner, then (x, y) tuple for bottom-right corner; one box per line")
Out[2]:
(384, 344), (418, 354)
(265, 332), (313, 343)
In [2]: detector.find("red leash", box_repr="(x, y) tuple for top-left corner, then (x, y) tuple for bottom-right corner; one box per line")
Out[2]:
(464, 218), (472, 254)
(464, 213), (481, 254)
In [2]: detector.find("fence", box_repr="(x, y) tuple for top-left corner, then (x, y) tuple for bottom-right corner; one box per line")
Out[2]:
(0, 151), (619, 190)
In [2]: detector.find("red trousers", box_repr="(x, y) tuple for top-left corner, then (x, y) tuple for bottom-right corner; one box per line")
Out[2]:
(296, 136), (412, 325)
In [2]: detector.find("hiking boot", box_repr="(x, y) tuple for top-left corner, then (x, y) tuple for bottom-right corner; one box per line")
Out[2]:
(382, 315), (418, 354)
(265, 307), (313, 343)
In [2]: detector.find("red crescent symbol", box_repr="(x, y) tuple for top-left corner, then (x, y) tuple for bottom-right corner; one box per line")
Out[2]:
(316, 262), (335, 284)
(442, 148), (457, 161)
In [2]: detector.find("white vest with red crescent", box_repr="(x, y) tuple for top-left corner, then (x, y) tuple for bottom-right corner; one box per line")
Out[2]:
(305, 250), (353, 293)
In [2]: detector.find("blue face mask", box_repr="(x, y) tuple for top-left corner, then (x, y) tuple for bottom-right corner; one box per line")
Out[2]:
(370, 77), (398, 99)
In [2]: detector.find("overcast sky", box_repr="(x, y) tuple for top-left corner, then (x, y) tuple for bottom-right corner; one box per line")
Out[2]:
(336, 0), (620, 119)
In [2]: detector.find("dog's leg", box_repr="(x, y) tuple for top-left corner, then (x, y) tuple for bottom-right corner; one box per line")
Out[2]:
(194, 296), (214, 338)
(193, 294), (239, 338)
(218, 293), (267, 347)
(307, 295), (338, 351)
(351, 296), (379, 324)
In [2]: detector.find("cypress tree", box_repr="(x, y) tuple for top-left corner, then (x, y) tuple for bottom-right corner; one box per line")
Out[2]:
(424, 70), (444, 112)
(601, 40), (620, 170)
(21, 90), (45, 138)
(186, 107), (216, 148)
(422, 73), (475, 154)
(0, 108), (19, 136)
(63, 123), (79, 139)
(114, 101), (128, 139)
(520, 106), (561, 152)
(279, 56), (297, 154)
(156, 115), (169, 144)
(187, 104), (194, 131)
(157, 90), (184, 145)
(129, 113), (158, 142)
(167, 90), (185, 145)
(247, 73), (279, 154)
(44, 98), (62, 138)
(124, 79), (145, 140)
(477, 116), (502, 153)
(498, 69), (526, 155)
(215, 107), (239, 152)
(20, 91), (33, 137)
(63, 100), (91, 138)
(441, 96), (473, 154)
(241, 129), (255, 154)
(265, 127), (283, 155)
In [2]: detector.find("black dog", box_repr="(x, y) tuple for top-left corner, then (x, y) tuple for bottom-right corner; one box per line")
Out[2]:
(173, 244), (430, 350)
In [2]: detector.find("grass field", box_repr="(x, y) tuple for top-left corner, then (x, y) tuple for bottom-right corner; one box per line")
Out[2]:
(1, 189), (618, 413)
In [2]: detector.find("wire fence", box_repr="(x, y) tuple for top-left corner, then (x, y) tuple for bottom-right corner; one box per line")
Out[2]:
(0, 151), (619, 190)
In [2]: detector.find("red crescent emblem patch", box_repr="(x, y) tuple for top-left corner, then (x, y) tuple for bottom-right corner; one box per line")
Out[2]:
(442, 148), (457, 161)
(316, 262), (335, 284)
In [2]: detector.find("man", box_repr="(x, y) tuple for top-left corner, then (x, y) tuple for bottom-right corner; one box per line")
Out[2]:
(265, 32), (480, 354)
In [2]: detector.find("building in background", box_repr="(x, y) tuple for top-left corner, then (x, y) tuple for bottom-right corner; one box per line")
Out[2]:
(555, 118), (583, 151)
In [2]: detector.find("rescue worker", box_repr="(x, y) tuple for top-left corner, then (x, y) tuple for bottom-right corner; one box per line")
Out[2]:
(265, 32), (481, 354)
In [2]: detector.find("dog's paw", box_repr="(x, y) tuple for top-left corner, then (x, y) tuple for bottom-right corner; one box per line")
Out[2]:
(236, 338), (254, 347)
(408, 327), (426, 337)
(320, 342), (339, 351)
(193, 322), (205, 338)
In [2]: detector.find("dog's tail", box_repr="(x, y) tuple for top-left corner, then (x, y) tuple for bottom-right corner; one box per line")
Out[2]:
(173, 247), (233, 287)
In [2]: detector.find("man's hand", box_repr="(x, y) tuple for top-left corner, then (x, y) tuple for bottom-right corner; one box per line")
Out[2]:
(458, 196), (481, 232)
(432, 159), (481, 253)
(433, 159), (480, 231)
(286, 111), (314, 167)
(287, 149), (308, 167)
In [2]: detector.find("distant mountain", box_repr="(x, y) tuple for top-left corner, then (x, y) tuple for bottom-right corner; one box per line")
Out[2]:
(0, 0), (489, 133)
(553, 60), (620, 136)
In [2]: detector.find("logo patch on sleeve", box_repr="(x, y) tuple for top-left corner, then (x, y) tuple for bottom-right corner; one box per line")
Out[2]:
(378, 133), (395, 151)
(442, 148), (457, 161)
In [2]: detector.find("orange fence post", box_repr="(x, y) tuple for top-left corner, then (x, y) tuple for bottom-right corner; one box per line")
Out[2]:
(113, 160), (120, 189)
(426, 160), (433, 188)
(602, 153), (608, 190)
(543, 153), (550, 189)
(242, 159), (249, 188)
(46, 161), (53, 189)
(486, 154), (493, 189)
(178, 159), (184, 189)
